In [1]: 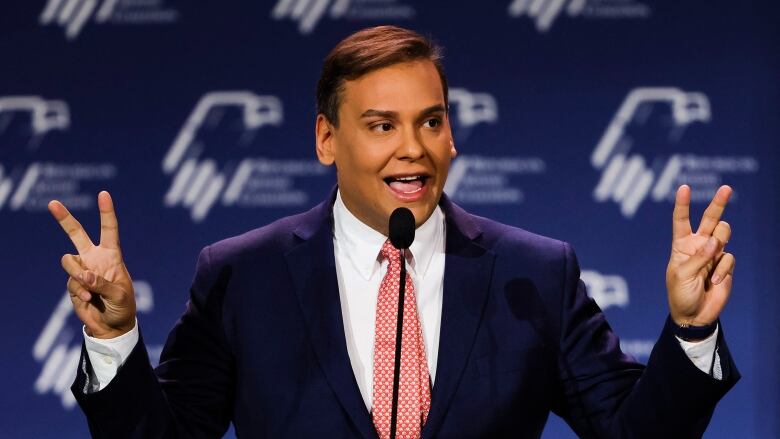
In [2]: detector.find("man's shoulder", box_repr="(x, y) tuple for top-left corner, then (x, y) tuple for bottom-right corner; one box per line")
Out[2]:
(202, 202), (325, 266)
(451, 203), (568, 260)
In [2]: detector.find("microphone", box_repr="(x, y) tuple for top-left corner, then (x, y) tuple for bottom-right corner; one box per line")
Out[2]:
(389, 207), (415, 250)
(387, 207), (415, 439)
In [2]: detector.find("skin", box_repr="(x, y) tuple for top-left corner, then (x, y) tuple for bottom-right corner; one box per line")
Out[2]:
(315, 60), (457, 235)
(667, 184), (736, 330)
(48, 192), (135, 339)
(48, 61), (736, 340)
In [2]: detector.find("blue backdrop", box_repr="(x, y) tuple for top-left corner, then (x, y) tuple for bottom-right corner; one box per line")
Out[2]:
(2, 0), (778, 437)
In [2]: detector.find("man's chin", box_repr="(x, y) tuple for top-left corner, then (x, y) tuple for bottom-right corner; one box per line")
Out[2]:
(405, 203), (437, 228)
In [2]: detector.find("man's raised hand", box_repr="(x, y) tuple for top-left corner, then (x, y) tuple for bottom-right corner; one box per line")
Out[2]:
(49, 191), (136, 339)
(666, 185), (735, 328)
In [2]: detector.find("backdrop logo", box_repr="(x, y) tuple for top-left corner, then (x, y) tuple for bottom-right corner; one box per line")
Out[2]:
(162, 91), (330, 222)
(32, 281), (159, 409)
(508, 0), (651, 32)
(271, 0), (415, 35)
(449, 88), (498, 142)
(581, 269), (629, 310)
(0, 96), (69, 149)
(444, 88), (546, 205)
(0, 96), (116, 213)
(591, 87), (759, 218)
(39, 0), (179, 40)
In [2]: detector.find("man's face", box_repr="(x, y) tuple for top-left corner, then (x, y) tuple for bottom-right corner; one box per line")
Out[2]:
(316, 60), (457, 235)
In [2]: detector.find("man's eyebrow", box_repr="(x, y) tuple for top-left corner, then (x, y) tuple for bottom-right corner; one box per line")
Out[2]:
(419, 104), (446, 116)
(360, 109), (398, 119)
(360, 104), (446, 119)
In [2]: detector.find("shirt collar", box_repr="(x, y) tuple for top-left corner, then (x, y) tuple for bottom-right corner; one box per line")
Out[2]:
(333, 190), (444, 281)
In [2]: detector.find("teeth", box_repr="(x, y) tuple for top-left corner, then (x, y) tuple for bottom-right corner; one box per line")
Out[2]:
(397, 176), (420, 181)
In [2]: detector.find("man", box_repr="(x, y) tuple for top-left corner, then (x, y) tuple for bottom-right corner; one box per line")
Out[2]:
(49, 26), (738, 438)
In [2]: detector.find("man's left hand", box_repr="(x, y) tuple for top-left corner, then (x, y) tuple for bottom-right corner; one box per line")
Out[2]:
(666, 184), (735, 328)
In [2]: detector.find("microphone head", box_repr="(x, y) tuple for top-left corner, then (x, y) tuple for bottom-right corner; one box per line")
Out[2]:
(388, 207), (415, 249)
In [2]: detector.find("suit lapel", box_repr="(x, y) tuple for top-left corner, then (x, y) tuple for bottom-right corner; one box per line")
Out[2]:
(285, 195), (378, 439)
(422, 196), (496, 439)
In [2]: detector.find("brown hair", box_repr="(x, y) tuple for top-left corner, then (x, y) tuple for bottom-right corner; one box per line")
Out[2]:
(316, 25), (448, 127)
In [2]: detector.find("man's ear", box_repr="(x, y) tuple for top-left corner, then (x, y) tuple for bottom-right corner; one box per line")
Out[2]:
(444, 111), (457, 159)
(315, 114), (336, 166)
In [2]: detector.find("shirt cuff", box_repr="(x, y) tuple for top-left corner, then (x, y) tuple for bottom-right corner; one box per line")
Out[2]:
(83, 319), (139, 391)
(675, 324), (722, 380)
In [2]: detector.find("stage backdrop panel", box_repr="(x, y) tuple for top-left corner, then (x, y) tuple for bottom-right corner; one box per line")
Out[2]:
(1, 1), (777, 437)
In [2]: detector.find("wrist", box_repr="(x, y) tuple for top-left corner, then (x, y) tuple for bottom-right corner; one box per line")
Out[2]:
(86, 321), (135, 339)
(671, 317), (718, 342)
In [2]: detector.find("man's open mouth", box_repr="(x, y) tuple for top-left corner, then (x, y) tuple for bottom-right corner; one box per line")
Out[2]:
(383, 175), (429, 194)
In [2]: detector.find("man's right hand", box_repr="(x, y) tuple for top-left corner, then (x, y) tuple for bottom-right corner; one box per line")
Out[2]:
(49, 191), (136, 339)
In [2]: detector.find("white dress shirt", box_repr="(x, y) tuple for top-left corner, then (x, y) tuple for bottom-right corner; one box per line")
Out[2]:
(333, 191), (445, 409)
(84, 191), (720, 397)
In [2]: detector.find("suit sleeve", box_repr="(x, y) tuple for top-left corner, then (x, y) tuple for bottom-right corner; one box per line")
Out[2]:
(71, 245), (235, 438)
(551, 242), (739, 438)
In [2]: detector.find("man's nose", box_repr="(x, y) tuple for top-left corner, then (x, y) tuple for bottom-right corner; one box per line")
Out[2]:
(395, 127), (426, 161)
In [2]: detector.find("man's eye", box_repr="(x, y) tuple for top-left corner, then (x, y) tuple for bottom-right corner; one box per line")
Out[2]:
(372, 123), (393, 132)
(424, 118), (441, 128)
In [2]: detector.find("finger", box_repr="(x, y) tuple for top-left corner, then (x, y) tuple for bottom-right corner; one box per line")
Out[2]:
(98, 191), (120, 249)
(60, 254), (123, 301)
(67, 276), (93, 302)
(711, 253), (735, 285)
(79, 270), (125, 302)
(708, 261), (734, 307)
(677, 236), (724, 278)
(712, 221), (731, 250)
(48, 200), (94, 254)
(714, 273), (733, 299)
(696, 185), (733, 236)
(699, 273), (733, 325)
(672, 185), (692, 240)
(61, 254), (86, 282)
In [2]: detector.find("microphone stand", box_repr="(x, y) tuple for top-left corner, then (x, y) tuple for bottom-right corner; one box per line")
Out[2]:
(387, 207), (415, 439)
(389, 248), (406, 439)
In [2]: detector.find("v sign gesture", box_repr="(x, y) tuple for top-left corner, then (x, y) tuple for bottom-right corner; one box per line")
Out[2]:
(48, 191), (136, 339)
(667, 185), (736, 331)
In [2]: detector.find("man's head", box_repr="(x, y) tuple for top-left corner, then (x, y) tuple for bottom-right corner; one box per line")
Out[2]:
(315, 26), (457, 235)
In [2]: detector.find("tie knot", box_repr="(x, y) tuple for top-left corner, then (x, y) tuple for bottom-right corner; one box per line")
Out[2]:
(379, 239), (401, 264)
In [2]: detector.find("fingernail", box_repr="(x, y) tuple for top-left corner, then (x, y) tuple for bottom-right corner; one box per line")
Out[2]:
(711, 274), (721, 284)
(83, 272), (95, 285)
(705, 237), (718, 252)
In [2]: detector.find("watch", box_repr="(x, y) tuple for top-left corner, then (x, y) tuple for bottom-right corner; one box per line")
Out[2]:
(674, 319), (718, 341)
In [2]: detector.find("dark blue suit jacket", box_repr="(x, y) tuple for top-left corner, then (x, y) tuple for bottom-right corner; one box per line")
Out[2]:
(72, 190), (739, 438)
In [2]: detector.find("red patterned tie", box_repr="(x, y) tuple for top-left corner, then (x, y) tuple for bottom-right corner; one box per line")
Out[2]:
(372, 240), (431, 439)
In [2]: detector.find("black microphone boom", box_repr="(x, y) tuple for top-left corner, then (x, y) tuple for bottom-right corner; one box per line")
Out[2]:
(387, 207), (415, 439)
(389, 207), (415, 249)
